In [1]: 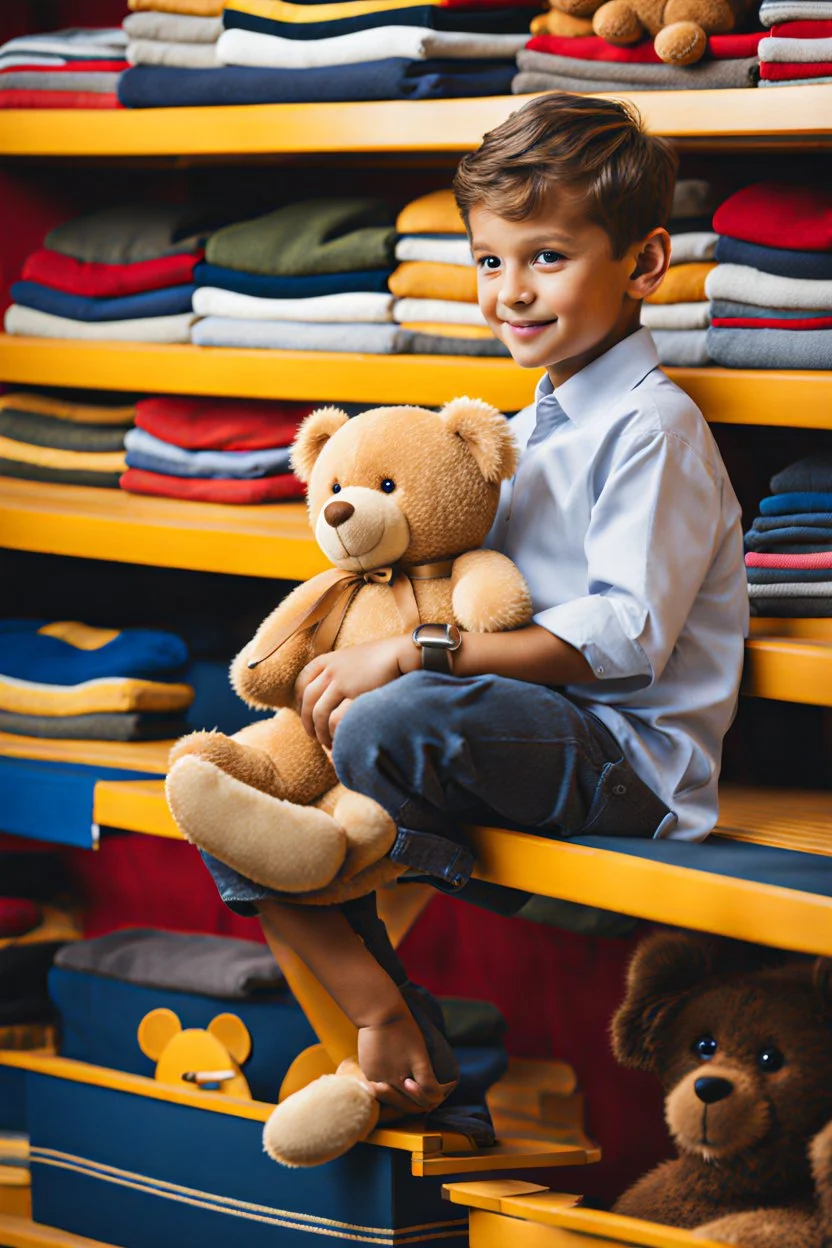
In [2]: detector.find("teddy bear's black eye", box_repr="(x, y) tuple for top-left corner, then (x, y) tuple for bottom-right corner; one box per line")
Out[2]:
(693, 1036), (718, 1060)
(331, 483), (341, 494)
(380, 479), (396, 494)
(757, 1047), (784, 1073)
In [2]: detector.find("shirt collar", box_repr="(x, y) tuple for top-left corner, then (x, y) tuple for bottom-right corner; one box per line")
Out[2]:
(533, 327), (660, 426)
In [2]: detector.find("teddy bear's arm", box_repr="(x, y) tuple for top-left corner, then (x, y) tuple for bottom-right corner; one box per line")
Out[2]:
(693, 1209), (820, 1247)
(451, 550), (533, 634)
(230, 575), (331, 710)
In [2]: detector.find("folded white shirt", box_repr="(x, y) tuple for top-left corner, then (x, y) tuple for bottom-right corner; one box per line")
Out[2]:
(0, 29), (127, 59)
(217, 25), (526, 69)
(641, 301), (711, 331)
(705, 264), (832, 311)
(669, 233), (718, 265)
(192, 288), (394, 322)
(5, 304), (196, 344)
(122, 12), (224, 43)
(395, 236), (474, 266)
(127, 39), (220, 68)
(393, 298), (487, 326)
(0, 55), (69, 68)
(759, 33), (832, 60)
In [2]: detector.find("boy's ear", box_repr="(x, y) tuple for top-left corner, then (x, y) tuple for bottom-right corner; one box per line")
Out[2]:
(627, 228), (671, 302)
(440, 396), (518, 484)
(291, 406), (350, 483)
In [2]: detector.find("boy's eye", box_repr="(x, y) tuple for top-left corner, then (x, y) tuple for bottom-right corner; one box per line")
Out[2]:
(477, 255), (501, 271)
(536, 250), (565, 265)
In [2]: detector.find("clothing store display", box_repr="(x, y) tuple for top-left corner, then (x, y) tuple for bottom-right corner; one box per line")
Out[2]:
(126, 38), (220, 67)
(714, 236), (832, 280)
(10, 282), (196, 323)
(124, 429), (294, 478)
(396, 190), (466, 235)
(651, 330), (711, 367)
(193, 261), (392, 297)
(191, 317), (402, 351)
(0, 709), (189, 741)
(669, 233), (719, 265)
(513, 52), (759, 89)
(46, 202), (226, 265)
(0, 674), (194, 718)
(134, 395), (309, 450)
(205, 199), (395, 276)
(191, 287), (393, 321)
(22, 249), (203, 299)
(120, 467), (305, 503)
(707, 326), (832, 368)
(5, 305), (197, 343)
(713, 183), (832, 253)
(389, 261), (477, 302)
(0, 392), (135, 426)
(645, 263), (716, 305)
(705, 264), (832, 309)
(0, 410), (126, 453)
(395, 236), (473, 265)
(393, 297), (487, 325)
(641, 302), (711, 330)
(122, 12), (224, 41)
(217, 25), (526, 68)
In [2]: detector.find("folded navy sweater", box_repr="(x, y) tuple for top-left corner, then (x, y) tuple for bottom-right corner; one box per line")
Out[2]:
(715, 236), (832, 282)
(11, 280), (195, 323)
(193, 262), (392, 297)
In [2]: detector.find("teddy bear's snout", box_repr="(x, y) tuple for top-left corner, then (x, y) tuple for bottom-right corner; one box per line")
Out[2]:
(694, 1076), (733, 1104)
(324, 500), (355, 528)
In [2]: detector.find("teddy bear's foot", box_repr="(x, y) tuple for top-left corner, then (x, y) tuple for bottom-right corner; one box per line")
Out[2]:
(654, 19), (707, 63)
(332, 787), (398, 881)
(263, 1060), (380, 1168)
(694, 1211), (819, 1247)
(165, 756), (347, 892)
(169, 730), (289, 800)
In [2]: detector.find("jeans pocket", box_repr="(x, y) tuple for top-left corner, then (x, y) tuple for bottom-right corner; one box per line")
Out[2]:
(579, 760), (672, 839)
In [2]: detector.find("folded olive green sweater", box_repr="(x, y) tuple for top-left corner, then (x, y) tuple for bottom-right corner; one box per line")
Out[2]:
(205, 198), (396, 276)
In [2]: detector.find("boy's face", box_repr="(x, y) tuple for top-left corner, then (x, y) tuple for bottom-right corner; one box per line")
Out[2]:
(469, 193), (646, 386)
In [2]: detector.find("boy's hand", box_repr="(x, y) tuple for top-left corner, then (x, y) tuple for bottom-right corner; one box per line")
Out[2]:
(296, 636), (417, 748)
(358, 1011), (457, 1116)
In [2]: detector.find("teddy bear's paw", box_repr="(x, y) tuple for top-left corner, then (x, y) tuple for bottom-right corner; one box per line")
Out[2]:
(262, 1074), (380, 1168)
(165, 756), (347, 891)
(168, 730), (288, 798)
(592, 0), (645, 43)
(451, 551), (533, 634)
(694, 1212), (810, 1247)
(654, 19), (707, 64)
(333, 789), (397, 880)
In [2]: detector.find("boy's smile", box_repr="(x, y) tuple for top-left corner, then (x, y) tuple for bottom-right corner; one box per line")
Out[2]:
(470, 196), (657, 388)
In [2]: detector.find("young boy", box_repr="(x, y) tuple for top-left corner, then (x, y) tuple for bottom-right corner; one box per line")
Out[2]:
(205, 93), (748, 1122)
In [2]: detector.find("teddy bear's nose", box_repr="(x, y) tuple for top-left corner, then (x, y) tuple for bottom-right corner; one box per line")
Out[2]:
(324, 500), (355, 528)
(694, 1076), (733, 1104)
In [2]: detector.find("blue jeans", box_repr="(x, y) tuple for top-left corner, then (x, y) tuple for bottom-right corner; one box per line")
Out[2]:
(203, 672), (671, 918)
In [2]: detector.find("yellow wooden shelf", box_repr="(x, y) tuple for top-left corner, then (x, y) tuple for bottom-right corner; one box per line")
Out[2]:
(0, 1214), (116, 1248)
(742, 635), (832, 706)
(0, 477), (327, 580)
(0, 88), (829, 158)
(0, 338), (830, 428)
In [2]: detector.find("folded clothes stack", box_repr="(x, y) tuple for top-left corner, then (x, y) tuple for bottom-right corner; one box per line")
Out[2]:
(119, 0), (531, 105)
(0, 620), (194, 741)
(192, 197), (405, 352)
(744, 454), (832, 617)
(121, 394), (310, 502)
(641, 178), (718, 367)
(3, 202), (219, 345)
(390, 189), (508, 357)
(706, 182), (832, 369)
(124, 4), (223, 69)
(512, 30), (763, 94)
(0, 27), (128, 110)
(759, 0), (832, 84)
(0, 391), (135, 488)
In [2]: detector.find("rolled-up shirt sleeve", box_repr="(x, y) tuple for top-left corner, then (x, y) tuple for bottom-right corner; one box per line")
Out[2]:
(535, 428), (723, 685)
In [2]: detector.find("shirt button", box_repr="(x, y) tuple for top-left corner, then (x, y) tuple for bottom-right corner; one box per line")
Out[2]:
(596, 665), (605, 675)
(613, 784), (627, 796)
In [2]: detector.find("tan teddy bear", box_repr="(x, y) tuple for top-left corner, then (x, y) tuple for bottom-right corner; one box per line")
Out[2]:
(165, 398), (532, 909)
(611, 931), (832, 1246)
(543, 0), (755, 64)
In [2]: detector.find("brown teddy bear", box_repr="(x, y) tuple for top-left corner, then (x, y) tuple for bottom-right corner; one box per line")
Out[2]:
(543, 0), (756, 64)
(611, 930), (832, 1246)
(165, 398), (532, 909)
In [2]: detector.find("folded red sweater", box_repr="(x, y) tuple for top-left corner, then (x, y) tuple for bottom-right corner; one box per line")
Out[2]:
(712, 315), (832, 330)
(120, 468), (306, 504)
(134, 396), (313, 452)
(0, 91), (122, 109)
(22, 249), (204, 299)
(761, 60), (832, 79)
(713, 182), (832, 252)
(525, 30), (763, 60)
(746, 551), (832, 569)
(771, 20), (832, 36)
(0, 60), (129, 74)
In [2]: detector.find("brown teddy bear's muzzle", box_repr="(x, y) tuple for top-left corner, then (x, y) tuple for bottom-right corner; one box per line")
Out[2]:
(665, 1065), (771, 1159)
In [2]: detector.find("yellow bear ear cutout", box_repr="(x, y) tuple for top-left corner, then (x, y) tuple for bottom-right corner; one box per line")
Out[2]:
(208, 1013), (252, 1065)
(291, 406), (351, 483)
(440, 396), (519, 484)
(138, 1007), (182, 1061)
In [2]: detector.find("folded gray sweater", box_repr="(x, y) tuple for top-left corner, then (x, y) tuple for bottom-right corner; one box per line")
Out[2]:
(516, 47), (759, 87)
(706, 326), (832, 369)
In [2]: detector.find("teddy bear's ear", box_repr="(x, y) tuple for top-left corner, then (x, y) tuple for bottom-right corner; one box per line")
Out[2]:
(138, 1007), (182, 1062)
(440, 396), (518, 484)
(291, 406), (350, 483)
(208, 1012), (252, 1065)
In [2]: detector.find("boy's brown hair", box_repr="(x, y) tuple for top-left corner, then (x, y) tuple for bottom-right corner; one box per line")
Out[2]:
(454, 93), (678, 259)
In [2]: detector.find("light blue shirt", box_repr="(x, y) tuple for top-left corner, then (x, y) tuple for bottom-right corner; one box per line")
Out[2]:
(490, 328), (748, 842)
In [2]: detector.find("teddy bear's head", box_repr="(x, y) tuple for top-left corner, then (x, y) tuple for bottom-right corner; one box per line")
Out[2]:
(291, 399), (518, 572)
(612, 933), (832, 1171)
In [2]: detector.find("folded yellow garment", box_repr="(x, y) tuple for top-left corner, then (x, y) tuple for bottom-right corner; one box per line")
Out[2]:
(645, 262), (716, 305)
(396, 190), (466, 237)
(0, 674), (195, 716)
(228, 0), (435, 21)
(0, 436), (126, 473)
(389, 262), (477, 303)
(38, 621), (121, 650)
(0, 392), (135, 426)
(531, 9), (594, 34)
(129, 0), (223, 12)
(402, 322), (494, 340)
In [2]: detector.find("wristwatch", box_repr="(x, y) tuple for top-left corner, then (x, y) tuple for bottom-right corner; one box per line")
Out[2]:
(412, 623), (462, 675)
